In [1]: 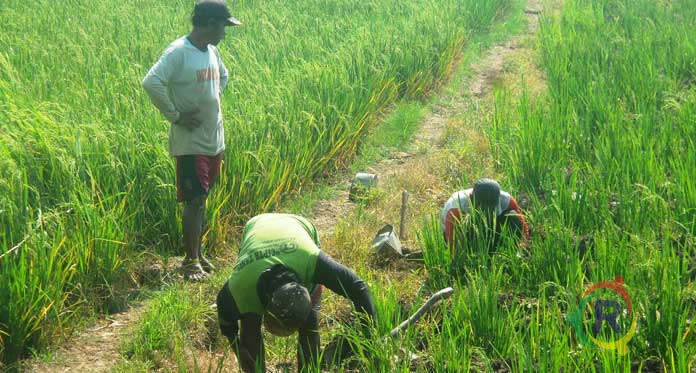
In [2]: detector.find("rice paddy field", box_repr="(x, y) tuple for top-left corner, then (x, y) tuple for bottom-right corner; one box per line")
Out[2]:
(0, 0), (509, 368)
(436, 0), (696, 369)
(1, 0), (696, 371)
(485, 0), (696, 367)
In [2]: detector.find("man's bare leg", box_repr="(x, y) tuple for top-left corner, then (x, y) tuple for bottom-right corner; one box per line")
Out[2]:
(197, 208), (215, 273)
(182, 195), (207, 281)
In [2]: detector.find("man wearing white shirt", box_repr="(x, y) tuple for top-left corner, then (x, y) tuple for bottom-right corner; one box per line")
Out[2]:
(143, 0), (241, 281)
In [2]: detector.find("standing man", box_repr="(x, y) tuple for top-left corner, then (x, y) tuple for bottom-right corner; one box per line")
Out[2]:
(143, 1), (241, 281)
(216, 213), (376, 372)
(441, 178), (530, 253)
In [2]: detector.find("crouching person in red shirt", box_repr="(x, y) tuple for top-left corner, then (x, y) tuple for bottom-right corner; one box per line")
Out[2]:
(441, 178), (530, 255)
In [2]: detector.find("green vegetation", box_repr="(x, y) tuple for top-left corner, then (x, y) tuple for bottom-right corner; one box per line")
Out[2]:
(6, 0), (693, 370)
(123, 0), (696, 369)
(421, 0), (696, 370)
(284, 102), (425, 217)
(120, 283), (214, 370)
(350, 102), (427, 171)
(115, 3), (526, 371)
(0, 0), (511, 366)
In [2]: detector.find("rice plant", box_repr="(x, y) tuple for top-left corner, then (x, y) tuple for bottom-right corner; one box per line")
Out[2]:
(0, 0), (511, 365)
(471, 0), (696, 369)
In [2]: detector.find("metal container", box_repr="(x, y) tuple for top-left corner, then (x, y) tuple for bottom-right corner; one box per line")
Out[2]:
(371, 224), (403, 257)
(349, 172), (378, 201)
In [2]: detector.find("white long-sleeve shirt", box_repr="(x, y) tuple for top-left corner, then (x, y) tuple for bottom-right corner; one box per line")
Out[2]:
(143, 36), (228, 156)
(440, 188), (512, 232)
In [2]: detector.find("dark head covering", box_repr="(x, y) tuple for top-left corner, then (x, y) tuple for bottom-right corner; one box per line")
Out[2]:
(265, 282), (311, 333)
(472, 178), (501, 213)
(192, 0), (242, 26)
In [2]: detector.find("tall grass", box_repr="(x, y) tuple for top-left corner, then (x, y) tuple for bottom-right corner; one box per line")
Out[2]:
(0, 0), (511, 365)
(408, 0), (696, 369)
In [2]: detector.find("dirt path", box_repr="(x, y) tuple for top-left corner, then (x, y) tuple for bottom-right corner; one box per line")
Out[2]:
(24, 303), (145, 372)
(23, 3), (543, 372)
(310, 0), (543, 238)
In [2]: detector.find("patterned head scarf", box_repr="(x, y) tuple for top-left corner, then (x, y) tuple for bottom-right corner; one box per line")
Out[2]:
(264, 282), (311, 335)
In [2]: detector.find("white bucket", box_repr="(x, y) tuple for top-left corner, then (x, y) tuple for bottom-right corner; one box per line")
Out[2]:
(371, 224), (403, 257)
(349, 172), (378, 201)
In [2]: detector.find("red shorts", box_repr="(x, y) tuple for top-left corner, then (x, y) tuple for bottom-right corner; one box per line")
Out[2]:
(176, 153), (223, 202)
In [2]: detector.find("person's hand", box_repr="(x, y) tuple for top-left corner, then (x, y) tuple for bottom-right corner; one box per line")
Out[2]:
(239, 348), (258, 373)
(321, 335), (357, 368)
(175, 109), (201, 131)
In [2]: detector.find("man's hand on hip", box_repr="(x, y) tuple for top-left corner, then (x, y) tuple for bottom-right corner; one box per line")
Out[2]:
(175, 109), (201, 131)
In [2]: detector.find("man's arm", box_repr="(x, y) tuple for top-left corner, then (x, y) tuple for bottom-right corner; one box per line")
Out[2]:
(238, 315), (265, 373)
(297, 307), (320, 372)
(217, 288), (264, 372)
(142, 48), (181, 124)
(310, 253), (375, 367)
(444, 208), (463, 253)
(503, 197), (530, 241)
(214, 47), (229, 94)
(313, 252), (376, 318)
(222, 324), (258, 373)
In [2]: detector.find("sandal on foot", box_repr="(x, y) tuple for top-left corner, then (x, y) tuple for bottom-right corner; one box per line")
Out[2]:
(182, 259), (208, 282)
(199, 255), (216, 273)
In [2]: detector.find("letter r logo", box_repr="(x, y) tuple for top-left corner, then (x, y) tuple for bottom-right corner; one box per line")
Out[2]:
(593, 299), (623, 336)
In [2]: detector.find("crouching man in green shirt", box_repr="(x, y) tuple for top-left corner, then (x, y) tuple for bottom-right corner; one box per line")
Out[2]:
(216, 213), (376, 372)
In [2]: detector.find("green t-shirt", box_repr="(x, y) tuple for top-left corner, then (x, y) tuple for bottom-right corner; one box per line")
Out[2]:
(226, 213), (322, 315)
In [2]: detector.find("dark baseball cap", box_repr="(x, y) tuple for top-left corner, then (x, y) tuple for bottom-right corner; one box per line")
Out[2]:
(472, 178), (501, 211)
(193, 0), (242, 26)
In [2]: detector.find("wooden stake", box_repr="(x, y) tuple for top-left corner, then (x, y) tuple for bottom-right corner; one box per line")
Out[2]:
(400, 190), (409, 240)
